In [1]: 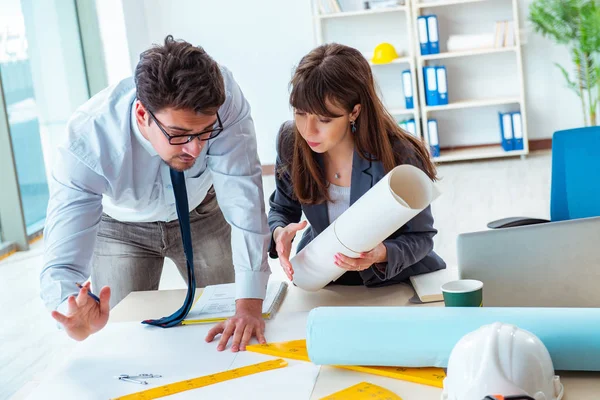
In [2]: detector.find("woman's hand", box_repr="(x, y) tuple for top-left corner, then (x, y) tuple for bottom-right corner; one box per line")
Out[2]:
(334, 243), (387, 271)
(273, 221), (308, 280)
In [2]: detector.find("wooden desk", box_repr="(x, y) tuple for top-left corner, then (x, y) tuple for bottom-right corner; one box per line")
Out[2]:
(110, 283), (600, 399)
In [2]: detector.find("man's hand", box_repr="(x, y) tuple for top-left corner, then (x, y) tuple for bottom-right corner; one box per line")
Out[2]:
(50, 282), (111, 341)
(334, 243), (388, 271)
(274, 221), (308, 280)
(205, 298), (266, 352)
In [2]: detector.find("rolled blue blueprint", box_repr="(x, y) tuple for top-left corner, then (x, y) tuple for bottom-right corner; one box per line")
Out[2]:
(306, 307), (600, 371)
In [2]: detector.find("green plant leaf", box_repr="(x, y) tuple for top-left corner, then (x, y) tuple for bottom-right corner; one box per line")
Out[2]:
(529, 0), (588, 45)
(556, 62), (583, 97)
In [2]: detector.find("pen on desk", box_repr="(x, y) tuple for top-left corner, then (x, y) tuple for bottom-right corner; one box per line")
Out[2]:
(75, 282), (101, 303)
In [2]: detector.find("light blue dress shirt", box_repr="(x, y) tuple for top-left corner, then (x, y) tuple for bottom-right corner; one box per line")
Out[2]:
(41, 66), (271, 312)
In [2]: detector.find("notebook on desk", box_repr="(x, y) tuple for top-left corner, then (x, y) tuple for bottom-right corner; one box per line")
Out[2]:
(409, 268), (458, 303)
(182, 280), (288, 325)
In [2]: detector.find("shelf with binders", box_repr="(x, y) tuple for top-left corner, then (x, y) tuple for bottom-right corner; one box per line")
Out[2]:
(368, 55), (417, 124)
(418, 25), (519, 65)
(423, 105), (527, 163)
(420, 50), (521, 112)
(384, 66), (421, 138)
(419, 100), (529, 164)
(398, 116), (420, 139)
(412, 0), (528, 163)
(391, 101), (420, 139)
(419, 40), (521, 113)
(414, 3), (517, 60)
(367, 53), (416, 120)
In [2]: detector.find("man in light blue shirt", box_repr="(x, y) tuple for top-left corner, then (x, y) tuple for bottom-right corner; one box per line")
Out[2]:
(41, 36), (271, 352)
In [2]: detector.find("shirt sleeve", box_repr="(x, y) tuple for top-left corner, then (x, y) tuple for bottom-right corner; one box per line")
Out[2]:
(40, 145), (108, 312)
(207, 67), (271, 300)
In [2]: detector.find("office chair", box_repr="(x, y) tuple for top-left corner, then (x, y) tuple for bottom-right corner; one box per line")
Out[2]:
(488, 126), (600, 228)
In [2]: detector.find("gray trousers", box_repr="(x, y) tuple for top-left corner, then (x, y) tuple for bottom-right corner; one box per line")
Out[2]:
(91, 188), (234, 308)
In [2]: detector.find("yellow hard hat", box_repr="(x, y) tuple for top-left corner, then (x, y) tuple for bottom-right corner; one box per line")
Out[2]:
(371, 42), (399, 64)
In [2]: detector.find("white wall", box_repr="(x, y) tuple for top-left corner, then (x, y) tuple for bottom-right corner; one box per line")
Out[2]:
(118, 0), (315, 166)
(109, 0), (584, 164)
(95, 0), (132, 84)
(518, 0), (585, 138)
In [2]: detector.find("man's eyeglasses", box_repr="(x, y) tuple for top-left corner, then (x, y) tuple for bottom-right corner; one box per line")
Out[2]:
(147, 109), (224, 145)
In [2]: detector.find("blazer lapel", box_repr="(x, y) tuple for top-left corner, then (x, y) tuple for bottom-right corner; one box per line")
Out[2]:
(350, 150), (374, 205)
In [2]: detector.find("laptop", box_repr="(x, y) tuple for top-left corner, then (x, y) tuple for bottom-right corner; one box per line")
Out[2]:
(457, 216), (600, 307)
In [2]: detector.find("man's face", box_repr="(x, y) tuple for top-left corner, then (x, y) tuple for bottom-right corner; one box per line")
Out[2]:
(135, 101), (219, 171)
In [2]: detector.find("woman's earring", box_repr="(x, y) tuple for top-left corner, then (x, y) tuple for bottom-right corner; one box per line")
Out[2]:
(350, 120), (357, 133)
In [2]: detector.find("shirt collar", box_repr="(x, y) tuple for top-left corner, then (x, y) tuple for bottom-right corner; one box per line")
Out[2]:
(130, 99), (159, 156)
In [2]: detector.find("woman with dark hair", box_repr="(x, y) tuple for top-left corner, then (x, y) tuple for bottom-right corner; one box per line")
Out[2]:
(268, 43), (446, 287)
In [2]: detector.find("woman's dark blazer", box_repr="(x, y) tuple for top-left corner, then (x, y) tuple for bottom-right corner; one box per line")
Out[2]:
(267, 120), (446, 286)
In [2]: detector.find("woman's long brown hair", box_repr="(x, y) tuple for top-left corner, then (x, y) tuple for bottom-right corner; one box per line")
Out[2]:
(283, 43), (438, 205)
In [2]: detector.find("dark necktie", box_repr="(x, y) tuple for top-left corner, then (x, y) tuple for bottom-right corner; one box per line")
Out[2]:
(142, 169), (196, 327)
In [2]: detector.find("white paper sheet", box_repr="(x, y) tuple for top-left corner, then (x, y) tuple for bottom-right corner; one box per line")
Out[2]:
(26, 322), (238, 400)
(26, 313), (312, 400)
(291, 165), (441, 291)
(185, 280), (287, 321)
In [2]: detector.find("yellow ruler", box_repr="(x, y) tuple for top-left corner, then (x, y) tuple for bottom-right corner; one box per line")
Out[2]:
(246, 340), (445, 388)
(320, 382), (403, 400)
(111, 358), (288, 400)
(247, 340), (310, 361)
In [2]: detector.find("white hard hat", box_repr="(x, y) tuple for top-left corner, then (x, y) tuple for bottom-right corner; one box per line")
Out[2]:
(442, 322), (564, 400)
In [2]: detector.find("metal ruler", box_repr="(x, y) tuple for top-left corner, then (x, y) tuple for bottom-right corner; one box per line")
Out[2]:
(112, 358), (288, 400)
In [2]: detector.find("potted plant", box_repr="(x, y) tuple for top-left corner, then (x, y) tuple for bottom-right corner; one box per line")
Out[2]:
(530, 0), (600, 126)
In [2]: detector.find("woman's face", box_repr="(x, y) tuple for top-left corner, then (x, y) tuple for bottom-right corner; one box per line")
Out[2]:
(294, 100), (360, 154)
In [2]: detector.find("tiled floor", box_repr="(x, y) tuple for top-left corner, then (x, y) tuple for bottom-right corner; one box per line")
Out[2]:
(1, 151), (551, 400)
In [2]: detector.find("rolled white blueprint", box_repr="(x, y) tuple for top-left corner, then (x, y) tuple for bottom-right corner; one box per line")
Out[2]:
(291, 164), (441, 291)
(290, 222), (361, 291)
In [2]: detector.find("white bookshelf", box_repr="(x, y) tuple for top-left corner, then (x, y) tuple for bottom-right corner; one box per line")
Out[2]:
(414, 0), (529, 162)
(312, 1), (421, 139)
(388, 107), (419, 117)
(424, 96), (521, 112)
(310, 0), (528, 163)
(432, 145), (527, 163)
(420, 46), (517, 61)
(368, 56), (412, 66)
(415, 0), (489, 8)
(317, 6), (408, 19)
